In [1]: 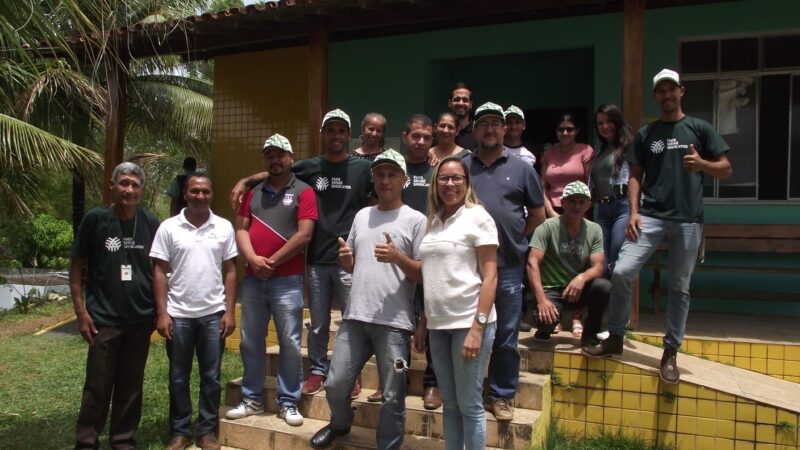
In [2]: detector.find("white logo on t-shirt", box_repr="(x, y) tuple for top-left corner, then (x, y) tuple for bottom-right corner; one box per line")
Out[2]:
(650, 140), (666, 154)
(105, 237), (122, 252)
(315, 177), (330, 191)
(282, 193), (294, 205)
(403, 178), (411, 188)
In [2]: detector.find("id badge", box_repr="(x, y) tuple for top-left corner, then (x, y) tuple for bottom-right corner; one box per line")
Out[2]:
(121, 264), (132, 281)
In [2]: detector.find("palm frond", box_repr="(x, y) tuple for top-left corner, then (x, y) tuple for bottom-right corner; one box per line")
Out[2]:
(127, 79), (212, 145)
(134, 74), (213, 97)
(17, 65), (107, 121)
(0, 167), (38, 217)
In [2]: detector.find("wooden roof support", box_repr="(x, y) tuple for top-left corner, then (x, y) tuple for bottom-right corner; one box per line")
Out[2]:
(102, 51), (130, 204)
(308, 16), (329, 156)
(622, 0), (644, 129)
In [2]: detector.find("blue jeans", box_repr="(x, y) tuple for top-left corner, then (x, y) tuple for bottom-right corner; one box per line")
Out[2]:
(239, 275), (303, 407)
(429, 323), (496, 450)
(608, 215), (702, 349)
(326, 320), (409, 450)
(595, 198), (630, 277)
(487, 265), (524, 401)
(307, 264), (352, 376)
(167, 311), (224, 437)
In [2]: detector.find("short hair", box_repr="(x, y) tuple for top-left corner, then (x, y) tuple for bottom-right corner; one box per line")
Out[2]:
(405, 114), (433, 133)
(450, 82), (472, 100)
(183, 172), (212, 193)
(111, 162), (145, 185)
(182, 157), (197, 171)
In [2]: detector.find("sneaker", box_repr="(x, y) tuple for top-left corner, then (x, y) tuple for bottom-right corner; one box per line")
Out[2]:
(196, 433), (222, 450)
(519, 321), (533, 332)
(279, 404), (304, 426)
(302, 374), (326, 395)
(660, 347), (680, 384)
(581, 333), (624, 358)
(491, 398), (514, 421)
(225, 399), (264, 419)
(351, 375), (361, 399)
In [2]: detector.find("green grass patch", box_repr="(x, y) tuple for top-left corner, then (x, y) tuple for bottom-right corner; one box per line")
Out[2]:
(0, 328), (243, 449)
(534, 419), (675, 450)
(0, 297), (72, 325)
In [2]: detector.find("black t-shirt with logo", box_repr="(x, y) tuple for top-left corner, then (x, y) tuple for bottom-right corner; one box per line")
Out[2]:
(292, 155), (372, 264)
(630, 116), (729, 223)
(71, 207), (160, 326)
(403, 161), (433, 214)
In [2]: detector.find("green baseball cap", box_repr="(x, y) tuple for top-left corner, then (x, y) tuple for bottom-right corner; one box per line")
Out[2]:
(370, 148), (407, 174)
(262, 133), (293, 153)
(474, 101), (505, 125)
(504, 105), (525, 120)
(561, 180), (592, 201)
(321, 109), (351, 130)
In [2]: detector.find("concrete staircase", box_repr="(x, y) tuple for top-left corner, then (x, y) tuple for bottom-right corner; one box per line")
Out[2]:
(218, 315), (552, 449)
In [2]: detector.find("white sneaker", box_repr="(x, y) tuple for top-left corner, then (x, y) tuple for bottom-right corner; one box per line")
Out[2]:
(279, 404), (304, 426)
(225, 399), (264, 419)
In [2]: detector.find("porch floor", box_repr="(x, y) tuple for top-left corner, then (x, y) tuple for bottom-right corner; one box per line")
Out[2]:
(634, 311), (799, 344)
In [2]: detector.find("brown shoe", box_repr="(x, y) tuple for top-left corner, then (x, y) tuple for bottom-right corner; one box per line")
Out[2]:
(196, 433), (222, 450)
(491, 398), (514, 422)
(165, 435), (192, 450)
(367, 389), (383, 403)
(422, 386), (442, 410)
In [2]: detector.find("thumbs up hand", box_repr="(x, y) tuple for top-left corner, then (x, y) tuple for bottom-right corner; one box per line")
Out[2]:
(374, 232), (399, 264)
(338, 237), (354, 267)
(682, 144), (705, 173)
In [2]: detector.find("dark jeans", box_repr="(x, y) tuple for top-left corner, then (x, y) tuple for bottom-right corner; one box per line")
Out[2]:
(534, 278), (610, 343)
(75, 321), (154, 450)
(167, 311), (224, 437)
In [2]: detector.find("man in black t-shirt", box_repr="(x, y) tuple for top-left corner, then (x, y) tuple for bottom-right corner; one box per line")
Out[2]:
(583, 69), (732, 385)
(70, 162), (160, 450)
(449, 82), (477, 151)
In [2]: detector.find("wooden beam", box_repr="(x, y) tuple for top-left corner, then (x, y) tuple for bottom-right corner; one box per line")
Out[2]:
(308, 16), (329, 157)
(102, 51), (130, 204)
(622, 0), (644, 129)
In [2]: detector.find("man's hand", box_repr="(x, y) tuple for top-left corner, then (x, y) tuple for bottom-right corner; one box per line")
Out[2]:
(156, 313), (173, 341)
(374, 233), (400, 263)
(462, 327), (483, 360)
(412, 324), (427, 354)
(537, 298), (559, 325)
(626, 212), (642, 241)
(76, 311), (98, 346)
(229, 178), (248, 210)
(248, 255), (275, 280)
(682, 144), (705, 173)
(220, 310), (236, 338)
(338, 237), (354, 267)
(563, 274), (587, 303)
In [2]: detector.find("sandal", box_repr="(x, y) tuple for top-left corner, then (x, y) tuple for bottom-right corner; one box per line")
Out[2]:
(572, 322), (584, 338)
(554, 324), (562, 333)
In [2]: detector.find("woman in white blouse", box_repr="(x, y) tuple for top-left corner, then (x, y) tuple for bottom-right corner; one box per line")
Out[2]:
(413, 156), (499, 450)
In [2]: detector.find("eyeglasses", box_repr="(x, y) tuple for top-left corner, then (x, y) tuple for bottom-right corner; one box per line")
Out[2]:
(475, 120), (504, 130)
(557, 126), (576, 133)
(436, 175), (466, 185)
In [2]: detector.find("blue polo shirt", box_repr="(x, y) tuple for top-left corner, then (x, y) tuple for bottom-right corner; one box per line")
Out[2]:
(463, 151), (544, 269)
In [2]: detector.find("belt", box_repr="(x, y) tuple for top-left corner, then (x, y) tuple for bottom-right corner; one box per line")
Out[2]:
(597, 184), (627, 204)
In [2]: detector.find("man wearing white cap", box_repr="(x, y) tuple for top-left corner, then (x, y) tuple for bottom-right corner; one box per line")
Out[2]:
(463, 102), (546, 422)
(526, 180), (609, 344)
(503, 105), (536, 167)
(229, 110), (373, 396)
(226, 134), (318, 427)
(583, 68), (732, 384)
(310, 149), (426, 449)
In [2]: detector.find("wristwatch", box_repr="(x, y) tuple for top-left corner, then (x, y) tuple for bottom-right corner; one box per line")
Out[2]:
(475, 312), (488, 328)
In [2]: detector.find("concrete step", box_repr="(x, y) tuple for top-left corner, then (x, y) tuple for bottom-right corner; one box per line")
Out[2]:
(218, 406), (507, 450)
(224, 376), (542, 450)
(259, 346), (549, 411)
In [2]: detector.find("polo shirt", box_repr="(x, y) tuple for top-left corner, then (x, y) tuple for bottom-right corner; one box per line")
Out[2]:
(237, 174), (318, 277)
(150, 210), (238, 318)
(463, 150), (544, 269)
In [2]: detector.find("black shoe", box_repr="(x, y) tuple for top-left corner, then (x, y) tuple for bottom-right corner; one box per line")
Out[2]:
(581, 333), (623, 358)
(533, 330), (551, 341)
(519, 321), (532, 332)
(310, 425), (350, 448)
(660, 347), (680, 384)
(580, 335), (600, 348)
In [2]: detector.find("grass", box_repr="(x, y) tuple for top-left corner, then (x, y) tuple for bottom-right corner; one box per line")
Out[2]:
(534, 419), (676, 450)
(0, 307), (243, 450)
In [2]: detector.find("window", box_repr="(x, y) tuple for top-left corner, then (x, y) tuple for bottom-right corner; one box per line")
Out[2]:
(679, 34), (800, 201)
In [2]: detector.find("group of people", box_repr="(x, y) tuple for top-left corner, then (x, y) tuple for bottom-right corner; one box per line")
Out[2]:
(68, 67), (732, 450)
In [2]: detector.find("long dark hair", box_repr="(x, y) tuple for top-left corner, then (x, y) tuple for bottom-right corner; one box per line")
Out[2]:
(595, 104), (633, 179)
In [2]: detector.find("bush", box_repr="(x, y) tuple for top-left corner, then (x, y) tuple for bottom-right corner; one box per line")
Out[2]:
(0, 214), (72, 269)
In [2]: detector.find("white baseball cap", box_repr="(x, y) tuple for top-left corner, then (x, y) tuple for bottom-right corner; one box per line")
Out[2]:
(653, 68), (681, 91)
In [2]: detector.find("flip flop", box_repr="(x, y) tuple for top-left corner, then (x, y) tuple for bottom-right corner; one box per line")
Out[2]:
(572, 323), (584, 338)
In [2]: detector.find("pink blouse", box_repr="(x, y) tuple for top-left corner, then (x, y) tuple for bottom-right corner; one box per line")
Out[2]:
(541, 143), (594, 207)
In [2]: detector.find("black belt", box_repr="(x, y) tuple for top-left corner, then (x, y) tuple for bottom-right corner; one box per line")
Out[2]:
(597, 184), (627, 204)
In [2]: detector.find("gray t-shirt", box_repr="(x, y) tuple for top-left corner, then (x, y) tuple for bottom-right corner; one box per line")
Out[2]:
(345, 204), (426, 332)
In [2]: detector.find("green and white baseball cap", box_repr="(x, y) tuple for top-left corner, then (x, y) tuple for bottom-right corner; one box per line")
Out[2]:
(263, 133), (293, 153)
(504, 105), (525, 120)
(474, 101), (505, 125)
(371, 148), (407, 174)
(321, 108), (351, 130)
(561, 180), (591, 201)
